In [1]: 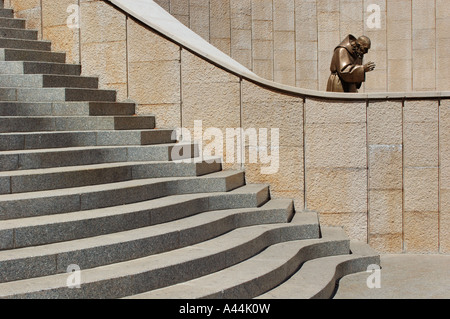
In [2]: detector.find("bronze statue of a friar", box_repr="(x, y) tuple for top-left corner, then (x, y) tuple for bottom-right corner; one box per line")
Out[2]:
(327, 34), (376, 93)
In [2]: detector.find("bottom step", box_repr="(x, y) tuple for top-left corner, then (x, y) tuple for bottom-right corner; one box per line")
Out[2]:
(257, 241), (380, 299)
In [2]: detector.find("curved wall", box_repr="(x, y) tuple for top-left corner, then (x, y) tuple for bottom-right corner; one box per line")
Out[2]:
(153, 0), (450, 93)
(5, 0), (450, 254)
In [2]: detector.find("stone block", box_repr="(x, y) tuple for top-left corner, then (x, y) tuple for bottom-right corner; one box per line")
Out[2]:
(305, 123), (367, 168)
(136, 103), (181, 129)
(252, 20), (273, 41)
(412, 0), (436, 30)
(43, 25), (80, 64)
(440, 189), (450, 253)
(170, 0), (189, 17)
(252, 40), (273, 60)
(306, 167), (367, 214)
(80, 0), (126, 44)
(318, 211), (368, 242)
(181, 81), (240, 130)
(404, 122), (438, 167)
(404, 211), (439, 253)
(181, 49), (239, 84)
(305, 98), (366, 124)
(369, 145), (402, 189)
(369, 189), (403, 234)
(404, 100), (439, 123)
(404, 167), (439, 212)
(127, 19), (180, 63)
(367, 101), (403, 145)
(128, 60), (180, 105)
(42, 0), (78, 27)
(244, 145), (303, 192)
(252, 0), (273, 21)
(368, 233), (403, 254)
(81, 41), (127, 88)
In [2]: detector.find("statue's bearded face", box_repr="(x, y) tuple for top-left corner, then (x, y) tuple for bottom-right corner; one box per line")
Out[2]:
(352, 40), (370, 59)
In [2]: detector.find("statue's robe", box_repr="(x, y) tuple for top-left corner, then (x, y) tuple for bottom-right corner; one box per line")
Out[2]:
(327, 35), (366, 93)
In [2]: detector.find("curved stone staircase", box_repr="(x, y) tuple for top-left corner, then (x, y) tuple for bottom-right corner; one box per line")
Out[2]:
(0, 4), (379, 299)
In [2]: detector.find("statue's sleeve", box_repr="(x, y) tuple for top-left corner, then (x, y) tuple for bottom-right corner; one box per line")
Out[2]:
(336, 48), (365, 84)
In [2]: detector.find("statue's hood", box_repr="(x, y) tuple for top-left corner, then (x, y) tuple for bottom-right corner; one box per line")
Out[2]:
(335, 34), (357, 56)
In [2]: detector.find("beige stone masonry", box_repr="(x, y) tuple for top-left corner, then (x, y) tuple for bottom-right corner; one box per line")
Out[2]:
(9, 0), (450, 254)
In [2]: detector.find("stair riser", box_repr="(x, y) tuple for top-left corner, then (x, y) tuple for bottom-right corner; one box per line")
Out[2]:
(0, 61), (80, 75)
(0, 75), (98, 89)
(0, 172), (245, 220)
(312, 255), (382, 299)
(0, 144), (197, 171)
(0, 18), (26, 29)
(0, 49), (65, 63)
(0, 117), (155, 133)
(0, 102), (136, 116)
(0, 191), (277, 251)
(0, 28), (38, 40)
(0, 130), (175, 151)
(0, 88), (116, 102)
(0, 38), (51, 51)
(0, 9), (13, 18)
(0, 161), (221, 194)
(0, 224), (318, 297)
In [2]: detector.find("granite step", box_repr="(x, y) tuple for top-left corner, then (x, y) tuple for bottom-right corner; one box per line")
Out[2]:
(0, 129), (176, 151)
(0, 116), (155, 133)
(0, 17), (26, 29)
(0, 218), (319, 299)
(0, 8), (13, 18)
(125, 225), (347, 299)
(0, 27), (38, 40)
(0, 101), (136, 116)
(0, 170), (245, 220)
(0, 143), (198, 171)
(257, 241), (380, 299)
(0, 48), (65, 63)
(0, 38), (52, 51)
(0, 74), (99, 89)
(0, 186), (284, 250)
(0, 61), (80, 76)
(0, 158), (222, 194)
(0, 87), (116, 102)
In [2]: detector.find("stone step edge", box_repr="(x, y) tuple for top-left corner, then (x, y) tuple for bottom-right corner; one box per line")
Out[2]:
(0, 191), (280, 283)
(0, 221), (319, 299)
(0, 158), (223, 194)
(0, 187), (283, 250)
(0, 170), (246, 220)
(124, 226), (346, 299)
(256, 241), (381, 299)
(0, 143), (198, 171)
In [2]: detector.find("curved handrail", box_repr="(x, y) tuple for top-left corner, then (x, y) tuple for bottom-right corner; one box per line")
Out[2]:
(106, 0), (449, 101)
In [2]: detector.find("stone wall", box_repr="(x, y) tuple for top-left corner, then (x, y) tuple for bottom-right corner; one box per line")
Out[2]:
(5, 0), (449, 254)
(151, 0), (450, 93)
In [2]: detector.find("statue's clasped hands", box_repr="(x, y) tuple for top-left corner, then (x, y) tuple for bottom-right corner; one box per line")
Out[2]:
(364, 62), (376, 72)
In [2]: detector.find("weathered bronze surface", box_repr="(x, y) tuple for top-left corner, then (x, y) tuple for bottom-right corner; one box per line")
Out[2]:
(327, 34), (376, 93)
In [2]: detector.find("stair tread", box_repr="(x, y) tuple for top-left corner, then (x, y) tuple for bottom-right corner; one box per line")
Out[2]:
(0, 221), (317, 298)
(0, 187), (284, 231)
(0, 158), (219, 178)
(0, 143), (180, 155)
(0, 194), (286, 261)
(125, 226), (345, 299)
(0, 169), (244, 201)
(256, 241), (380, 299)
